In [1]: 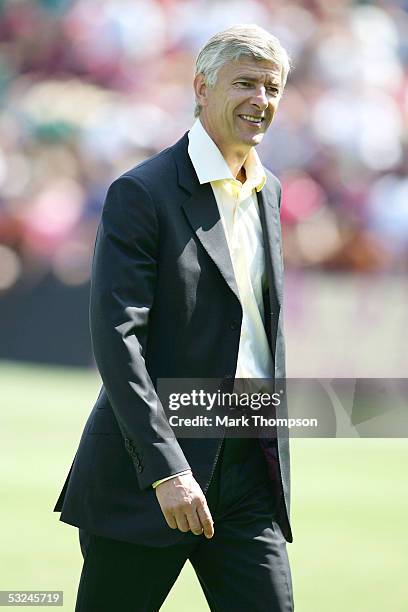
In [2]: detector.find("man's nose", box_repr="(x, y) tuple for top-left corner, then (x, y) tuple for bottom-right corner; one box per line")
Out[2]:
(250, 86), (268, 110)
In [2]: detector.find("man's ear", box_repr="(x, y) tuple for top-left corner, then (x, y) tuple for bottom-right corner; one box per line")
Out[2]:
(193, 73), (208, 109)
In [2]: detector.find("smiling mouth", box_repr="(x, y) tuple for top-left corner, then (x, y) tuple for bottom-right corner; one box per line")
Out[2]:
(238, 114), (265, 126)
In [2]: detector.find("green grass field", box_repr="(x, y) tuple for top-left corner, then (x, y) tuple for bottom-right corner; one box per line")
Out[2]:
(1, 361), (407, 611)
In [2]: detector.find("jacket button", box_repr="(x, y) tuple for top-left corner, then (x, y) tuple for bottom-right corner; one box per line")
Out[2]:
(137, 465), (144, 473)
(230, 320), (239, 330)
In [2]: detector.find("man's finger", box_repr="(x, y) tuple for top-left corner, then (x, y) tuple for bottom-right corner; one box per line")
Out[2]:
(197, 501), (214, 538)
(164, 511), (178, 530)
(174, 511), (190, 533)
(185, 507), (204, 536)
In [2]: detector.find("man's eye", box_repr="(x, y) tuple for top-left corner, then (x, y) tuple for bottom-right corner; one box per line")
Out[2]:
(237, 81), (251, 87)
(266, 87), (279, 95)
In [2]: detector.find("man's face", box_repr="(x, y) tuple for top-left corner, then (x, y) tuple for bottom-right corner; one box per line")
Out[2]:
(195, 56), (283, 153)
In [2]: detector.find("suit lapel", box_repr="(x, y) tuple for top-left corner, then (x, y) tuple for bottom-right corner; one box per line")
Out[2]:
(257, 179), (284, 309)
(182, 186), (240, 302)
(171, 134), (283, 308)
(172, 134), (240, 303)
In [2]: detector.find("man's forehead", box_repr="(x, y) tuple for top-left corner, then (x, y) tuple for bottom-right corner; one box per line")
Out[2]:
(222, 57), (282, 81)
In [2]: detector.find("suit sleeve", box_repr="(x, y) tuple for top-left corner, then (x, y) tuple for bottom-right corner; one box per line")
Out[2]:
(90, 174), (191, 489)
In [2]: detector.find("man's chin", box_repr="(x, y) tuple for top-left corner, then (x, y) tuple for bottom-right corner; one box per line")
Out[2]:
(245, 133), (264, 147)
(251, 134), (264, 146)
(230, 132), (265, 150)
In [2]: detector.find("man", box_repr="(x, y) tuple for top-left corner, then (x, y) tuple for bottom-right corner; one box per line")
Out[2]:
(54, 24), (294, 611)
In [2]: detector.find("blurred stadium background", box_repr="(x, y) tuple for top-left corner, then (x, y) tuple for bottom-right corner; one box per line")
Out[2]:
(0, 0), (407, 610)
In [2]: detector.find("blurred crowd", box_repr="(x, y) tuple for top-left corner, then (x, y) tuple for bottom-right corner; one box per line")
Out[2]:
(1, 0), (408, 294)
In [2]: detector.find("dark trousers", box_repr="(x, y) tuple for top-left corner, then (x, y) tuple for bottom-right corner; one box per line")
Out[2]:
(75, 438), (294, 611)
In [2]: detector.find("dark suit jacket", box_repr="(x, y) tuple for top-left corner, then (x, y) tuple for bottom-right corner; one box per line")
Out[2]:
(54, 132), (292, 546)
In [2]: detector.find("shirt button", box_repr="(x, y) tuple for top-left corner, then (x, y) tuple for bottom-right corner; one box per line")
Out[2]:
(230, 320), (239, 331)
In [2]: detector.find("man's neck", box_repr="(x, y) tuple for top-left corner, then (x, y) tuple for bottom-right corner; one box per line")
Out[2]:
(236, 166), (247, 184)
(221, 148), (249, 182)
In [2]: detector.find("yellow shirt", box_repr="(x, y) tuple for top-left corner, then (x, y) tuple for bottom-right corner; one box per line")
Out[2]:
(188, 118), (273, 379)
(152, 119), (274, 488)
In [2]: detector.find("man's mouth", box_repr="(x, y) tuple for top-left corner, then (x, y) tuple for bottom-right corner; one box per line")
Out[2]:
(238, 114), (264, 126)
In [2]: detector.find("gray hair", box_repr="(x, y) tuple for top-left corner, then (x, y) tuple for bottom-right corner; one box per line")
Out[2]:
(194, 24), (291, 117)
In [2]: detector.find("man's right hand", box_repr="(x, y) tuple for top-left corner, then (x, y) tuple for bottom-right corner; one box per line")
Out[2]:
(155, 472), (214, 538)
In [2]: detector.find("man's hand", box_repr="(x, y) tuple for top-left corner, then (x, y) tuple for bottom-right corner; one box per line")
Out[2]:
(155, 472), (214, 538)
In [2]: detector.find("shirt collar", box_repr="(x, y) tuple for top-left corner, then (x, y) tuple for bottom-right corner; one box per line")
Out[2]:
(188, 118), (266, 192)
